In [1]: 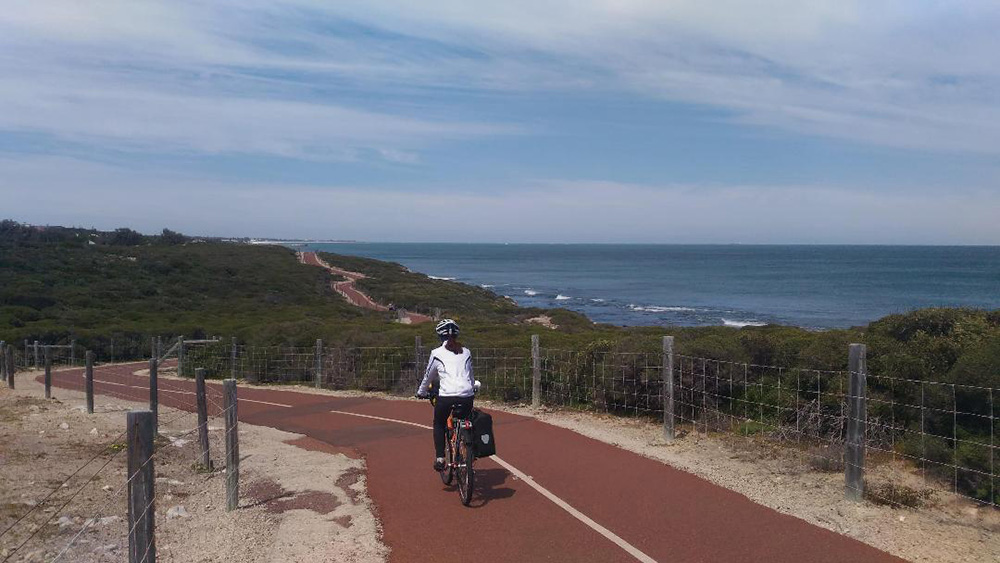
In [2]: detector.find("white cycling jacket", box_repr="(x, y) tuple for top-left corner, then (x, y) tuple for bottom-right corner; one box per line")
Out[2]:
(417, 344), (474, 398)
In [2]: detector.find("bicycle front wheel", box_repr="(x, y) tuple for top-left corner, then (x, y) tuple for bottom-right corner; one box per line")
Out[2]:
(456, 433), (475, 506)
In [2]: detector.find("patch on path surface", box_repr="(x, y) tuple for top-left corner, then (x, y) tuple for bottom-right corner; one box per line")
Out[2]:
(285, 435), (361, 459)
(246, 478), (342, 515)
(336, 467), (365, 505)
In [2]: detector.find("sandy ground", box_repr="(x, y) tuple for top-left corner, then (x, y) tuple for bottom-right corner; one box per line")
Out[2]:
(0, 370), (388, 563)
(525, 315), (558, 329)
(244, 382), (999, 563)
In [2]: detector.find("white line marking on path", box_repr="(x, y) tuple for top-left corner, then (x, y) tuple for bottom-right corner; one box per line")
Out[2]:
(240, 398), (292, 408)
(329, 409), (432, 429)
(327, 409), (657, 563)
(92, 379), (292, 407)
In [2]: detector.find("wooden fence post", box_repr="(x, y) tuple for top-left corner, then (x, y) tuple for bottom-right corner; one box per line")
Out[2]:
(531, 335), (541, 408)
(33, 340), (40, 370)
(195, 368), (212, 470)
(44, 347), (52, 399)
(0, 341), (5, 386)
(414, 336), (423, 379)
(149, 358), (158, 436)
(85, 351), (95, 414)
(845, 343), (867, 502)
(156, 336), (162, 360)
(314, 339), (323, 388)
(127, 410), (156, 563)
(176, 337), (185, 377)
(663, 336), (675, 442)
(6, 345), (14, 389)
(224, 379), (239, 511)
(231, 337), (238, 380)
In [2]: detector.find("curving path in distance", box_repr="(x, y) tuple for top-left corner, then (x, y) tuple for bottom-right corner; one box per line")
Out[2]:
(299, 251), (431, 324)
(42, 364), (904, 563)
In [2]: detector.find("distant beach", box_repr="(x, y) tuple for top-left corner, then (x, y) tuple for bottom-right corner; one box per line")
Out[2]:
(302, 243), (1000, 329)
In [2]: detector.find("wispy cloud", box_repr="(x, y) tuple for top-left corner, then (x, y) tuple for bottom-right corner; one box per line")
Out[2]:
(0, 73), (518, 160)
(0, 2), (526, 162)
(266, 1), (1000, 154)
(3, 1), (999, 159)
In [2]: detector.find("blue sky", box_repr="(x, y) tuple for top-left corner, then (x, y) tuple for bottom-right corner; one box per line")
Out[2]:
(1, 1), (999, 243)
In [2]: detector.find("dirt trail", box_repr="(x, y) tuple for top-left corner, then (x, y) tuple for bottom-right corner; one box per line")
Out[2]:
(299, 251), (431, 324)
(41, 365), (909, 563)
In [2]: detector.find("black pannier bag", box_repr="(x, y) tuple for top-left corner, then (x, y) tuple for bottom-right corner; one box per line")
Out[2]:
(470, 409), (495, 458)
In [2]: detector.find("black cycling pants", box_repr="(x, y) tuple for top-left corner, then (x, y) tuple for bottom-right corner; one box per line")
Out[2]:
(433, 395), (474, 458)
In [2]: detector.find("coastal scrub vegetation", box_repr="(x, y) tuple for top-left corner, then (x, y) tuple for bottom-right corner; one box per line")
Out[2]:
(3, 221), (999, 380)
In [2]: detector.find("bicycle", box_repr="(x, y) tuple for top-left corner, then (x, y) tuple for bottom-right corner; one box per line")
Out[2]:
(439, 403), (475, 506)
(420, 386), (477, 506)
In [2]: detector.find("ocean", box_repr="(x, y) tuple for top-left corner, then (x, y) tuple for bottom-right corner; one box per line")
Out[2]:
(300, 244), (1000, 329)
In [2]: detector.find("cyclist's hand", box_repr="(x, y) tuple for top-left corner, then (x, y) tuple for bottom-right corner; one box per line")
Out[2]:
(415, 391), (429, 399)
(473, 380), (481, 394)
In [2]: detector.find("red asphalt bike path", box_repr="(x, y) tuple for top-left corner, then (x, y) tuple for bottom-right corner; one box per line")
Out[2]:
(43, 364), (904, 563)
(299, 251), (432, 324)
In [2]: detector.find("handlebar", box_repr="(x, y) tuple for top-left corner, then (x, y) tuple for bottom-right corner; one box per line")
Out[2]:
(415, 380), (480, 401)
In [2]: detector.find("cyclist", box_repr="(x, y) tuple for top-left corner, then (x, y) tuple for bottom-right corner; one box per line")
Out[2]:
(416, 319), (474, 471)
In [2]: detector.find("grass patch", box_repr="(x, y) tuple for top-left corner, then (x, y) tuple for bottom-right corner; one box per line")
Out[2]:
(736, 420), (770, 436)
(105, 441), (126, 454)
(192, 462), (215, 474)
(864, 479), (934, 508)
(805, 447), (844, 473)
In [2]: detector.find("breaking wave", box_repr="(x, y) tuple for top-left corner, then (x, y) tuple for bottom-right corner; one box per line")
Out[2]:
(555, 294), (572, 300)
(722, 318), (767, 328)
(628, 304), (697, 313)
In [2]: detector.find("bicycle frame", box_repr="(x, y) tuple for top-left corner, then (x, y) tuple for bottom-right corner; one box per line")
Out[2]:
(445, 415), (473, 468)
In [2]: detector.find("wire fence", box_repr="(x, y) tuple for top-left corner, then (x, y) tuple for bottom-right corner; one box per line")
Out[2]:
(3, 332), (996, 549)
(150, 339), (998, 509)
(4, 335), (182, 372)
(863, 372), (997, 507)
(535, 347), (997, 509)
(540, 348), (663, 415)
(179, 342), (534, 403)
(0, 360), (234, 563)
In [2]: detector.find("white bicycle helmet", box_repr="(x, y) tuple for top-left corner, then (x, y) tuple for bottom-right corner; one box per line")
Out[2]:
(435, 318), (460, 338)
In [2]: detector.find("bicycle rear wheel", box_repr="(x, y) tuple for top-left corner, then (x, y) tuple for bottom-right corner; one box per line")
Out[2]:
(456, 432), (475, 506)
(439, 429), (454, 486)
